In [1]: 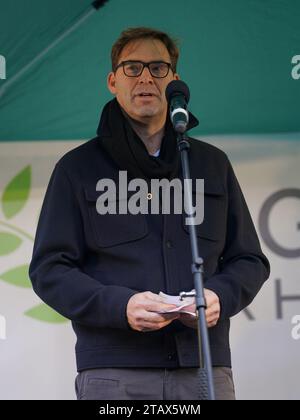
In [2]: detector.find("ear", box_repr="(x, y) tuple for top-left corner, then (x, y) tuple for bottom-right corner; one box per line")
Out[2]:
(107, 72), (117, 95)
(173, 73), (180, 80)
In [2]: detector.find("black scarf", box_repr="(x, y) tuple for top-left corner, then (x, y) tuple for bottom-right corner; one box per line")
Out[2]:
(97, 98), (199, 182)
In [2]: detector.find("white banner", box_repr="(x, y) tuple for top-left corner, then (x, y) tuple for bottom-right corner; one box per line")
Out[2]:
(0, 135), (299, 400)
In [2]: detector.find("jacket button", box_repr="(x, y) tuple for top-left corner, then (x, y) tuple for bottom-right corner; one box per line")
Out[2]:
(166, 240), (173, 249)
(168, 354), (175, 360)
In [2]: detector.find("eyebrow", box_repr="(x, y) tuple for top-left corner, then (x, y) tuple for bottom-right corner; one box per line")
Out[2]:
(121, 59), (168, 63)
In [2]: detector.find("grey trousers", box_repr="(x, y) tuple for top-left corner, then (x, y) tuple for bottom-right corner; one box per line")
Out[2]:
(75, 367), (235, 400)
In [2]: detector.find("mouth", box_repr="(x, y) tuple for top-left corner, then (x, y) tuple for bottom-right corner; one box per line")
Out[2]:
(135, 92), (156, 98)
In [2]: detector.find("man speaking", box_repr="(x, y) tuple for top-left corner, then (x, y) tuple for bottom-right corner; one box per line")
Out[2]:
(29, 27), (270, 400)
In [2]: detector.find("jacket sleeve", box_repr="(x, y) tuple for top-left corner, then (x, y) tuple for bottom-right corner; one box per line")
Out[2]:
(29, 163), (137, 329)
(204, 157), (270, 320)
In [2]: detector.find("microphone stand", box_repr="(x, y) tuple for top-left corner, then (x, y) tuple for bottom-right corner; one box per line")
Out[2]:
(177, 131), (215, 401)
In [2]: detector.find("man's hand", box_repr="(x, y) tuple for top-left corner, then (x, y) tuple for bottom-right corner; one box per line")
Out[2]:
(126, 291), (180, 332)
(179, 289), (221, 329)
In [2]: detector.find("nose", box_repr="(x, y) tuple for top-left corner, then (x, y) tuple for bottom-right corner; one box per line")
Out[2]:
(138, 66), (154, 84)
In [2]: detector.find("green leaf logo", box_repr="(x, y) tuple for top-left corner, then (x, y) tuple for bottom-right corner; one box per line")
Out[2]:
(1, 166), (31, 219)
(0, 264), (31, 288)
(0, 231), (22, 256)
(24, 304), (68, 324)
(0, 166), (67, 325)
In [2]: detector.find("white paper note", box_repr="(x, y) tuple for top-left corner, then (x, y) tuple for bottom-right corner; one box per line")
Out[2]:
(158, 291), (196, 316)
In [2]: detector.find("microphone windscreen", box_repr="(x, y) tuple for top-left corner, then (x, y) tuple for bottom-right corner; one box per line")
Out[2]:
(165, 80), (190, 104)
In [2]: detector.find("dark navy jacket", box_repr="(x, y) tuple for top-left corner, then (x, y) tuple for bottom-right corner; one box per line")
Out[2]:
(29, 130), (270, 372)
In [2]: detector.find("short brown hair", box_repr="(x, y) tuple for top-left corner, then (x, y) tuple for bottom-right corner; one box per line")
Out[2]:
(111, 27), (179, 72)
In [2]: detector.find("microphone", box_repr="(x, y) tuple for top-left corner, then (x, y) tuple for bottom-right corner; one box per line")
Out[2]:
(165, 80), (190, 133)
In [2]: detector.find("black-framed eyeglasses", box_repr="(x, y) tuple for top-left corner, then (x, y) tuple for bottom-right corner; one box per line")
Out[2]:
(114, 60), (173, 78)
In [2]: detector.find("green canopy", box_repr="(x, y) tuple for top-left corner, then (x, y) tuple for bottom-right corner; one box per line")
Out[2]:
(0, 0), (299, 140)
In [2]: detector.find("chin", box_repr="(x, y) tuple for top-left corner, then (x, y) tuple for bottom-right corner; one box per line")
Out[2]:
(135, 106), (159, 118)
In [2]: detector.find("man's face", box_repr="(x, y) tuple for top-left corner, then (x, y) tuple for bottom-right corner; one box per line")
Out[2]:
(107, 38), (179, 124)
